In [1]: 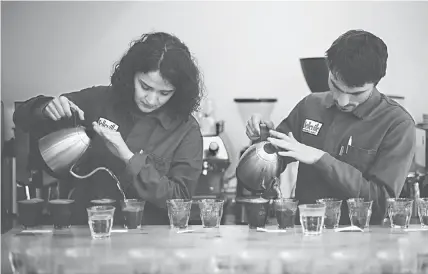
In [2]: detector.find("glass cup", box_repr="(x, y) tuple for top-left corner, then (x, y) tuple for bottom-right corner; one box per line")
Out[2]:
(387, 198), (413, 229)
(17, 198), (44, 229)
(86, 206), (115, 239)
(90, 198), (116, 207)
(347, 198), (373, 230)
(417, 198), (428, 228)
(243, 197), (270, 229)
(198, 199), (224, 228)
(316, 198), (343, 229)
(121, 199), (146, 229)
(49, 199), (74, 229)
(273, 198), (298, 229)
(166, 199), (192, 229)
(298, 204), (326, 236)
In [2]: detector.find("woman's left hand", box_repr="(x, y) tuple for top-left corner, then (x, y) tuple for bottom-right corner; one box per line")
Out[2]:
(92, 122), (134, 162)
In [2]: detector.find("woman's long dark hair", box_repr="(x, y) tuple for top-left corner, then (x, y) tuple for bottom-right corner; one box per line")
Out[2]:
(110, 32), (204, 118)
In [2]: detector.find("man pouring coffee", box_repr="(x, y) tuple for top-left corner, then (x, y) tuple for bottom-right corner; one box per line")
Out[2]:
(245, 29), (416, 225)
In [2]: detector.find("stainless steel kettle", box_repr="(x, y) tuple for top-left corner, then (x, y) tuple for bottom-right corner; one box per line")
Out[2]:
(39, 126), (91, 178)
(235, 124), (283, 195)
(38, 125), (126, 199)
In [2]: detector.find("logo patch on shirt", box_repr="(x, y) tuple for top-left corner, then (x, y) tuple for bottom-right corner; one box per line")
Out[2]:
(302, 119), (323, 136)
(97, 118), (119, 131)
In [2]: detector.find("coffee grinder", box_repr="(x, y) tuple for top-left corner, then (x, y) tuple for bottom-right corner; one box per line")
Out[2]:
(189, 99), (231, 224)
(233, 98), (277, 224)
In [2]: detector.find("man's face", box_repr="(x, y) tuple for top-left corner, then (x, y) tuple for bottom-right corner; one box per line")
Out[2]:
(328, 72), (374, 112)
(133, 70), (175, 113)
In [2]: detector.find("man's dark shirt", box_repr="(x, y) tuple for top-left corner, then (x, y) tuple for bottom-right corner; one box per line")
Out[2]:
(275, 89), (416, 225)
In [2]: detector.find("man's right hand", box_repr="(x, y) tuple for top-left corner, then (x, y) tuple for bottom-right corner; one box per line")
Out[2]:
(42, 96), (85, 121)
(246, 114), (275, 141)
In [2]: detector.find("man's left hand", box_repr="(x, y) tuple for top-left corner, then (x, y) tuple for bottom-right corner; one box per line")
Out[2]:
(92, 122), (134, 163)
(267, 130), (326, 165)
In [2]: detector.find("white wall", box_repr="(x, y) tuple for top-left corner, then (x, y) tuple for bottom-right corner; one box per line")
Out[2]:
(2, 1), (428, 174)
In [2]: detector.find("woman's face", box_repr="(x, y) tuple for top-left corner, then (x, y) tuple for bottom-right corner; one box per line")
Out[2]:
(133, 71), (175, 113)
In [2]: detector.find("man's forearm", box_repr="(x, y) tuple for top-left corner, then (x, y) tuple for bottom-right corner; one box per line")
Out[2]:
(314, 153), (391, 223)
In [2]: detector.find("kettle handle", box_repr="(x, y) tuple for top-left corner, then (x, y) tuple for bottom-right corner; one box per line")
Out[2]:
(260, 123), (269, 141)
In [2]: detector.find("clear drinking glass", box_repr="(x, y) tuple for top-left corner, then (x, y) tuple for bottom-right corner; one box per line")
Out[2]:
(49, 199), (74, 229)
(299, 204), (326, 236)
(347, 198), (373, 230)
(87, 206), (115, 239)
(316, 198), (343, 229)
(166, 199), (192, 229)
(273, 198), (298, 229)
(121, 199), (146, 229)
(198, 199), (224, 228)
(417, 198), (428, 228)
(387, 198), (413, 229)
(17, 198), (44, 229)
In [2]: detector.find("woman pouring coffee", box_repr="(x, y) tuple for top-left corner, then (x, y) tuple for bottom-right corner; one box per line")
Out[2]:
(13, 32), (204, 225)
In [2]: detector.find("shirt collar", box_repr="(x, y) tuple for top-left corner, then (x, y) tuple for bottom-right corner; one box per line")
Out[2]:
(352, 88), (381, 119)
(113, 95), (178, 130)
(323, 88), (381, 119)
(131, 104), (178, 130)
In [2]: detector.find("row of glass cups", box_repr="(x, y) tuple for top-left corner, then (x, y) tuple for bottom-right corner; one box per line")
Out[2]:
(271, 197), (428, 235)
(88, 198), (224, 238)
(16, 197), (223, 239)
(87, 199), (146, 239)
(267, 198), (373, 235)
(386, 197), (428, 229)
(166, 199), (224, 230)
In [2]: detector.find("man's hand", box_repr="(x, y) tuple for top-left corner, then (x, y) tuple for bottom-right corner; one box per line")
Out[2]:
(92, 122), (134, 163)
(267, 130), (326, 164)
(246, 114), (275, 141)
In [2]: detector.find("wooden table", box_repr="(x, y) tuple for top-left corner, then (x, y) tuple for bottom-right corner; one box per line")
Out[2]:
(2, 224), (428, 274)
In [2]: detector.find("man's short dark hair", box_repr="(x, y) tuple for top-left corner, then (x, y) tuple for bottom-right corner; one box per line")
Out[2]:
(326, 30), (388, 87)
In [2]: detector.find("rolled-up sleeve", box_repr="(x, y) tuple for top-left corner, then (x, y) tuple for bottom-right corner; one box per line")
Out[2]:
(119, 125), (203, 209)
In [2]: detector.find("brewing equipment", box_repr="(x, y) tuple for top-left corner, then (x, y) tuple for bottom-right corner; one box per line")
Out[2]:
(189, 120), (231, 224)
(235, 124), (283, 195)
(234, 58), (330, 224)
(233, 98), (278, 224)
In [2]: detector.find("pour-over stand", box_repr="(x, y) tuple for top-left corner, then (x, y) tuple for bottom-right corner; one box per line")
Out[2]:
(233, 98), (277, 224)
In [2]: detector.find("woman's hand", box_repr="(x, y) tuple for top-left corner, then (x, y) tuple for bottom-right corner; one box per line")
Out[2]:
(43, 96), (85, 121)
(92, 122), (134, 162)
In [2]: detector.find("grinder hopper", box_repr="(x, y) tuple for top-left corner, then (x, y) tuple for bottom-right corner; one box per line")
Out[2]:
(300, 57), (330, 93)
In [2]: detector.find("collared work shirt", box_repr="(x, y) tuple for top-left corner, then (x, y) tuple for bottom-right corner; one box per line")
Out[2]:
(13, 86), (203, 225)
(276, 89), (416, 224)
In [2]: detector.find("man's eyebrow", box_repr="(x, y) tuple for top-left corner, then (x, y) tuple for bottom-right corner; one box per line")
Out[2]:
(330, 78), (368, 95)
(330, 78), (345, 93)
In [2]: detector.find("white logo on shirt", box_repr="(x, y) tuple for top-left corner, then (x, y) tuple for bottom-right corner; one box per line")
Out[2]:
(97, 118), (119, 131)
(302, 119), (323, 136)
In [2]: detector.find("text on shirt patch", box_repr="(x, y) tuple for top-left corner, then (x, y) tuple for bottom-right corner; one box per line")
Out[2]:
(302, 119), (323, 136)
(97, 118), (119, 131)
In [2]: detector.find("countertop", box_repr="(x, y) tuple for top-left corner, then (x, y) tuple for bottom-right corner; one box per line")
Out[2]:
(2, 224), (428, 274)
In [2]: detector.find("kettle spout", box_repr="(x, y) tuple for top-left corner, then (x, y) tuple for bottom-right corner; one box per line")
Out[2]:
(259, 167), (267, 190)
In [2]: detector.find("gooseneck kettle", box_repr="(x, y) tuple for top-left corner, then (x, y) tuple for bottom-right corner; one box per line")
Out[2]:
(235, 124), (283, 197)
(38, 125), (126, 199)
